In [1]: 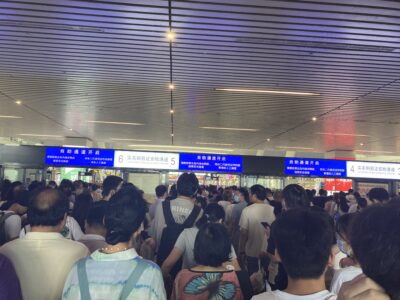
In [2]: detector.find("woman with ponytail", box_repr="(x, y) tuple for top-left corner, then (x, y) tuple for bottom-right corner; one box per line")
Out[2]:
(62, 186), (166, 300)
(161, 203), (240, 279)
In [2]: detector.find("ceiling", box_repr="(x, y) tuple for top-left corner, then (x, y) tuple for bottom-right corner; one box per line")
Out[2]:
(1, 0), (400, 160)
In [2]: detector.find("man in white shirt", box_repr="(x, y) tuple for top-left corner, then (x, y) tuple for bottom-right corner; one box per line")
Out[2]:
(239, 185), (275, 275)
(0, 189), (89, 300)
(78, 201), (107, 253)
(149, 185), (168, 220)
(252, 209), (336, 300)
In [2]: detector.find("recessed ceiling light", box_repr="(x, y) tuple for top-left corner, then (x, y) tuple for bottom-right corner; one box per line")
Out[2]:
(316, 132), (369, 137)
(196, 142), (233, 146)
(200, 126), (259, 132)
(166, 31), (175, 41)
(266, 138), (271, 142)
(34, 143), (43, 146)
(312, 117), (318, 122)
(128, 144), (233, 152)
(15, 101), (22, 105)
(18, 134), (64, 138)
(170, 109), (174, 114)
(355, 150), (394, 154)
(171, 133), (174, 137)
(5, 143), (20, 146)
(111, 138), (152, 142)
(215, 88), (320, 96)
(276, 146), (315, 150)
(360, 143), (364, 146)
(68, 128), (73, 131)
(0, 115), (23, 119)
(87, 121), (144, 126)
(62, 145), (87, 148)
(169, 84), (175, 90)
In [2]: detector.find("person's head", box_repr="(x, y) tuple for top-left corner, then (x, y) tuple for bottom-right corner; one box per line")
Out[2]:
(319, 189), (328, 197)
(59, 179), (73, 197)
(102, 176), (123, 200)
(5, 181), (23, 202)
(27, 189), (69, 231)
(73, 180), (85, 196)
(197, 203), (225, 227)
(14, 189), (30, 209)
(71, 192), (93, 231)
(222, 189), (233, 202)
(176, 173), (199, 198)
(47, 181), (58, 189)
(367, 188), (390, 204)
(155, 185), (168, 199)
(356, 197), (367, 210)
(85, 201), (107, 237)
(105, 186), (147, 245)
(351, 205), (400, 299)
(168, 184), (178, 200)
(336, 213), (356, 258)
(28, 181), (43, 193)
(271, 209), (334, 280)
(249, 184), (267, 203)
(265, 188), (273, 199)
(282, 184), (310, 211)
(235, 187), (249, 203)
(339, 194), (350, 213)
(348, 189), (354, 195)
(194, 223), (231, 267)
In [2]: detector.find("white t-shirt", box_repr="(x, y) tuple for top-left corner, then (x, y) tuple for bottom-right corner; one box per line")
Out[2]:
(330, 266), (363, 295)
(348, 204), (358, 214)
(252, 290), (337, 300)
(174, 227), (237, 269)
(239, 203), (275, 257)
(1, 211), (21, 242)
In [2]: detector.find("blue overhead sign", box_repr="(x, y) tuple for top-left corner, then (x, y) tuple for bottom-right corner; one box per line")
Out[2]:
(179, 153), (243, 173)
(45, 147), (115, 167)
(284, 158), (347, 178)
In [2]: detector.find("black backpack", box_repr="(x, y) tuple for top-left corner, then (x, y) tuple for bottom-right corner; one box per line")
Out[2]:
(156, 201), (201, 277)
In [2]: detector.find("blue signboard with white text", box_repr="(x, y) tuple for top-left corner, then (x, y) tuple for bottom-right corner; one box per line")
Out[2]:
(179, 153), (243, 172)
(284, 158), (347, 178)
(45, 147), (115, 167)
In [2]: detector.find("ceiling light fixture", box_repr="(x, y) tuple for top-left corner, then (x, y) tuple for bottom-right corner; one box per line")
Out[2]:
(354, 150), (395, 154)
(196, 142), (233, 146)
(128, 144), (233, 152)
(170, 109), (174, 114)
(200, 126), (259, 132)
(360, 143), (364, 146)
(215, 88), (320, 96)
(18, 134), (64, 138)
(169, 84), (175, 90)
(276, 146), (315, 150)
(166, 31), (175, 41)
(316, 132), (369, 137)
(15, 101), (22, 105)
(0, 115), (23, 119)
(312, 117), (318, 122)
(266, 138), (271, 142)
(111, 138), (152, 142)
(87, 121), (144, 126)
(62, 145), (87, 148)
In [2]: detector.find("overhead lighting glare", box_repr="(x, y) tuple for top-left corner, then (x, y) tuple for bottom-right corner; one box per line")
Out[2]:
(15, 101), (22, 105)
(170, 109), (174, 114)
(266, 138), (271, 142)
(87, 121), (144, 126)
(360, 143), (364, 146)
(0, 115), (23, 119)
(215, 88), (320, 96)
(355, 150), (394, 154)
(169, 84), (175, 90)
(276, 146), (315, 150)
(200, 126), (259, 132)
(312, 117), (318, 122)
(128, 144), (233, 152)
(316, 132), (369, 137)
(62, 145), (87, 148)
(166, 31), (175, 41)
(196, 142), (233, 146)
(111, 138), (152, 142)
(18, 134), (64, 138)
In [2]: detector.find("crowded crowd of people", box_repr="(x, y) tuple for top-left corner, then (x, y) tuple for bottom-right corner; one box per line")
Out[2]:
(0, 174), (399, 300)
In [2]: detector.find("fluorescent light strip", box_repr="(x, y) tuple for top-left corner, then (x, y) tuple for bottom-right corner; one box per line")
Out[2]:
(0, 115), (23, 119)
(111, 138), (152, 142)
(87, 121), (144, 126)
(355, 150), (395, 154)
(215, 88), (320, 96)
(18, 134), (64, 138)
(316, 132), (369, 137)
(200, 126), (259, 132)
(277, 146), (315, 150)
(128, 144), (233, 152)
(62, 145), (87, 148)
(196, 142), (233, 146)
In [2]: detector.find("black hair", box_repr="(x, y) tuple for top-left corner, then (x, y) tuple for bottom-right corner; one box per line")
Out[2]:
(195, 196), (207, 210)
(177, 173), (199, 197)
(336, 213), (356, 241)
(351, 205), (400, 299)
(4, 181), (23, 202)
(102, 176), (123, 197)
(71, 192), (93, 232)
(238, 187), (249, 203)
(319, 189), (328, 197)
(196, 203), (225, 228)
(155, 185), (168, 198)
(73, 180), (84, 190)
(86, 201), (107, 228)
(105, 186), (147, 245)
(14, 189), (30, 208)
(339, 194), (349, 213)
(222, 189), (233, 202)
(271, 209), (334, 279)
(28, 181), (44, 193)
(250, 184), (267, 201)
(356, 197), (367, 210)
(166, 184), (178, 201)
(265, 188), (273, 195)
(282, 184), (310, 210)
(59, 179), (73, 197)
(27, 189), (69, 227)
(194, 223), (231, 267)
(47, 181), (58, 189)
(367, 188), (389, 203)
